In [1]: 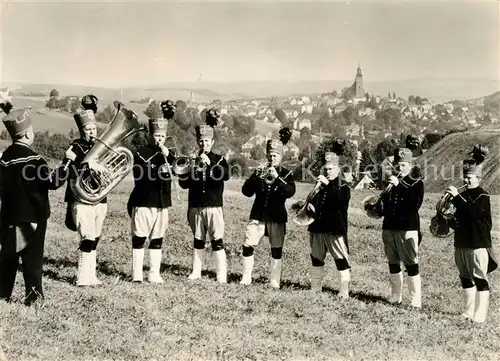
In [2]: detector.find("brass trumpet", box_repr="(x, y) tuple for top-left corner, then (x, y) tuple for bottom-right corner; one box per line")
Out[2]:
(429, 184), (467, 238)
(171, 151), (209, 176)
(254, 162), (277, 185)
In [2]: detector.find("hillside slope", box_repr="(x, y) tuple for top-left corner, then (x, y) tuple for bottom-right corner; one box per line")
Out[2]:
(419, 126), (500, 194)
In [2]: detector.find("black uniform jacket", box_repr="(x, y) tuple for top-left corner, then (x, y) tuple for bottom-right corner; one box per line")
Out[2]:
(178, 151), (230, 208)
(379, 173), (424, 231)
(0, 142), (68, 226)
(127, 144), (176, 213)
(64, 138), (107, 204)
(307, 177), (350, 236)
(451, 187), (492, 249)
(242, 165), (296, 224)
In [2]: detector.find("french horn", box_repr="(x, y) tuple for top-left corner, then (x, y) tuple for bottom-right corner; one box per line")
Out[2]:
(429, 184), (467, 238)
(71, 101), (146, 204)
(291, 181), (324, 226)
(362, 172), (401, 219)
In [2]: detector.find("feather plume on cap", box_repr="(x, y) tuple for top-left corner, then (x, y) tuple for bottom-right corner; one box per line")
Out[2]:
(0, 102), (13, 115)
(331, 138), (346, 155)
(405, 134), (420, 151)
(205, 108), (220, 128)
(469, 144), (489, 164)
(0, 88), (13, 114)
(81, 94), (98, 114)
(160, 100), (176, 120)
(278, 127), (292, 145)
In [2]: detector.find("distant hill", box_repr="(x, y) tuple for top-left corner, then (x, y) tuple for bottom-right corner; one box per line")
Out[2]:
(419, 125), (500, 194)
(8, 83), (247, 104)
(6, 77), (499, 104)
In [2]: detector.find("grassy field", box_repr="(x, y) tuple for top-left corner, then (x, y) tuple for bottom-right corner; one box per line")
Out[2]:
(0, 178), (498, 361)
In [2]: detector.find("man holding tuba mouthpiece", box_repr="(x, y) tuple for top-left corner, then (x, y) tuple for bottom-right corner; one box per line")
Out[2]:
(178, 109), (231, 284)
(377, 146), (424, 308)
(240, 128), (296, 289)
(63, 95), (109, 286)
(445, 145), (497, 323)
(306, 150), (351, 298)
(0, 103), (70, 305)
(126, 100), (177, 284)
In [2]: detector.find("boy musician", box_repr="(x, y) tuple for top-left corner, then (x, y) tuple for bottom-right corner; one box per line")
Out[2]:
(127, 100), (176, 283)
(178, 109), (230, 283)
(375, 147), (424, 308)
(305, 150), (351, 298)
(0, 104), (72, 305)
(63, 95), (108, 286)
(240, 128), (296, 289)
(446, 144), (497, 323)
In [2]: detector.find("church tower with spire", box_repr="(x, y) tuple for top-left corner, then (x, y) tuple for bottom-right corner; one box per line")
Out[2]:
(354, 64), (364, 98)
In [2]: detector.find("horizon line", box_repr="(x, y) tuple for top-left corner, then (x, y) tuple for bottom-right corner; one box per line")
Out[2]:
(2, 76), (499, 90)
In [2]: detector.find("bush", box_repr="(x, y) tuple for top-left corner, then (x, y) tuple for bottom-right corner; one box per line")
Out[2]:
(228, 155), (249, 177)
(32, 131), (71, 160)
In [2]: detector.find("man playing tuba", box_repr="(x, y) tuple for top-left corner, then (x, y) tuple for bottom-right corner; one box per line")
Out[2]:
(305, 147), (351, 298)
(63, 95), (108, 286)
(127, 100), (177, 283)
(374, 145), (424, 308)
(445, 144), (497, 323)
(240, 127), (296, 289)
(178, 109), (231, 284)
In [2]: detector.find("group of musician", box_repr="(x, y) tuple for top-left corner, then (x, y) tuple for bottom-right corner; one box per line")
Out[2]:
(0, 94), (496, 325)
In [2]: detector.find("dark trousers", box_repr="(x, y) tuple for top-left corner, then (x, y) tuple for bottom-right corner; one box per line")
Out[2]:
(0, 221), (47, 306)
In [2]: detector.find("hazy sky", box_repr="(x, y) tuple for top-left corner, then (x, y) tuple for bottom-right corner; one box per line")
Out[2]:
(0, 0), (498, 87)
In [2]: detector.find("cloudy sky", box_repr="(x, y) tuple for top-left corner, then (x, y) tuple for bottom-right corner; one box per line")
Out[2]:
(0, 0), (498, 87)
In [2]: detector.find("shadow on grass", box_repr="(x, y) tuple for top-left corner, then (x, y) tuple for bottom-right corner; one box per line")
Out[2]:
(41, 258), (391, 305)
(42, 257), (129, 283)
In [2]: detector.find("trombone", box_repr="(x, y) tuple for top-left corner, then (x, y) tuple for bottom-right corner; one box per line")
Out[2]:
(158, 135), (182, 201)
(254, 159), (300, 185)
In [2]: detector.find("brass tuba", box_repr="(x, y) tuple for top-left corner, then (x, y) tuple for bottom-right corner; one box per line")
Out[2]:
(429, 184), (467, 238)
(71, 101), (146, 204)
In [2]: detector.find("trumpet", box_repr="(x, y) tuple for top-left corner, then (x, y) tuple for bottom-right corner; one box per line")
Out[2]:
(429, 184), (467, 238)
(362, 171), (401, 219)
(254, 162), (277, 185)
(170, 150), (211, 177)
